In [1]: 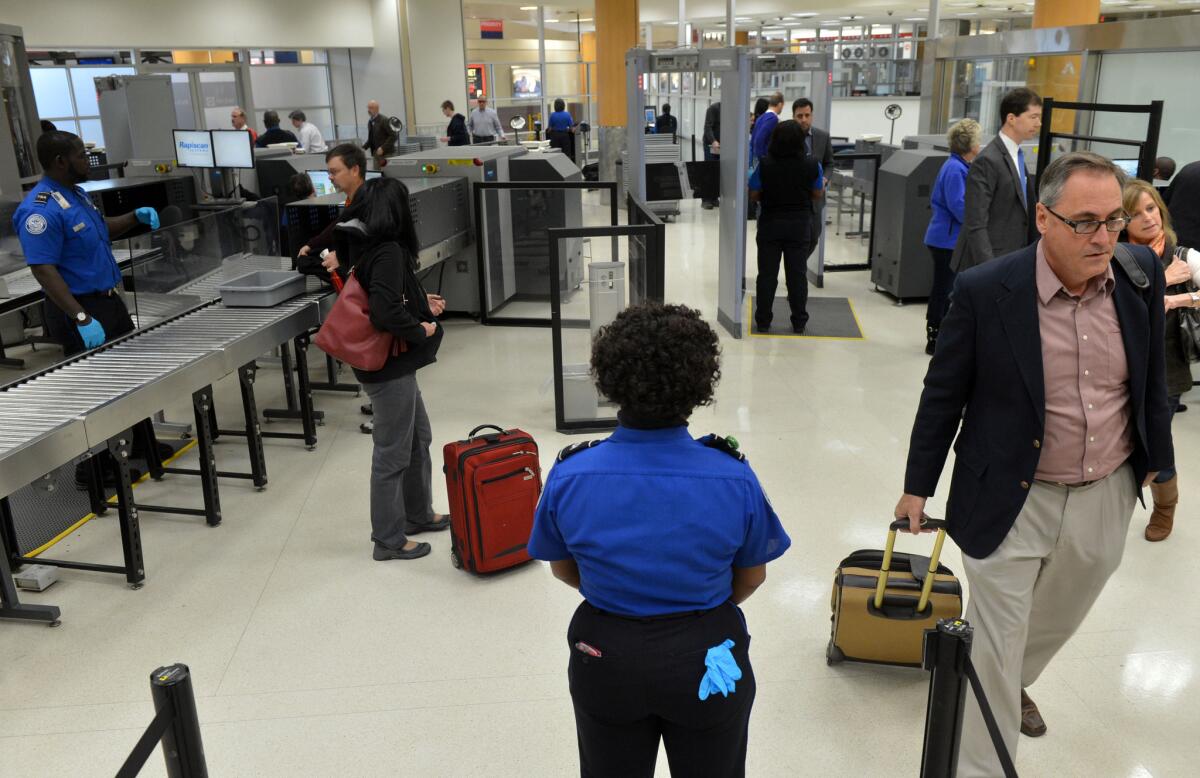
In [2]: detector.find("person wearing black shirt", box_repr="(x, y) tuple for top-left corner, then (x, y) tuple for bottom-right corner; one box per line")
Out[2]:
(331, 178), (450, 561)
(654, 104), (677, 138)
(255, 110), (299, 148)
(701, 102), (721, 209)
(440, 100), (470, 146)
(749, 120), (824, 333)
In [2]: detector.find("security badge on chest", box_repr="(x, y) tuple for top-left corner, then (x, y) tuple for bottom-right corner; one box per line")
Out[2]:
(51, 191), (71, 210)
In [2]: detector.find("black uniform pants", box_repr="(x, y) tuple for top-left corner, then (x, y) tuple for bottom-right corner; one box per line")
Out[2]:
(567, 601), (755, 778)
(754, 215), (812, 331)
(43, 291), (134, 358)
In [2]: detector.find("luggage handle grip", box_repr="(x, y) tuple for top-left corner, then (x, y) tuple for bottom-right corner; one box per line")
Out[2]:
(875, 518), (948, 613)
(467, 424), (506, 438)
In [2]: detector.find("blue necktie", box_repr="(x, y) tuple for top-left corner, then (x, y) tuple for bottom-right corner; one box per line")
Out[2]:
(1017, 147), (1028, 209)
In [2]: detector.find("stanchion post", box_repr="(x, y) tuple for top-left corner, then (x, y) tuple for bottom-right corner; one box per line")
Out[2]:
(150, 664), (208, 778)
(920, 618), (973, 778)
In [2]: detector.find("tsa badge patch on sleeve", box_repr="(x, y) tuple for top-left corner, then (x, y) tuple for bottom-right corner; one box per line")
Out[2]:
(24, 214), (48, 235)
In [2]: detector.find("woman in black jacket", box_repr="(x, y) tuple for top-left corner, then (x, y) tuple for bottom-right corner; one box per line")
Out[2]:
(749, 120), (823, 333)
(332, 177), (451, 560)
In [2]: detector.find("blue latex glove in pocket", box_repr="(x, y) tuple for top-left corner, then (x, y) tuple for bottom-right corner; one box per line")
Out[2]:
(135, 207), (160, 230)
(697, 639), (743, 700)
(77, 317), (106, 349)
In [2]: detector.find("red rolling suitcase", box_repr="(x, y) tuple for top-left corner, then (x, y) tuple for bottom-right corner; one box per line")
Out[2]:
(442, 424), (542, 573)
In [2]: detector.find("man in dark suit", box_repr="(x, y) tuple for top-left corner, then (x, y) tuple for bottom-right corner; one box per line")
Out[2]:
(895, 152), (1173, 776)
(951, 88), (1043, 272)
(363, 99), (398, 163)
(701, 101), (721, 209)
(793, 98), (835, 260)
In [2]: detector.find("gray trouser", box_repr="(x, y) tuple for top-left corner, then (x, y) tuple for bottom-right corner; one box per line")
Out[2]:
(957, 463), (1136, 777)
(362, 373), (434, 550)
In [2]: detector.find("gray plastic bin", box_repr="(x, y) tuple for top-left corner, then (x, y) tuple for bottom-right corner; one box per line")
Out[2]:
(217, 270), (307, 308)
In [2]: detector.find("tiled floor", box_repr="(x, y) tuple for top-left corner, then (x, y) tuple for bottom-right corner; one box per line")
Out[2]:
(0, 200), (1195, 777)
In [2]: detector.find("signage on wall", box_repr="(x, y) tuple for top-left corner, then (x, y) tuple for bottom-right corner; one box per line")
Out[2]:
(481, 20), (504, 39)
(466, 64), (487, 98)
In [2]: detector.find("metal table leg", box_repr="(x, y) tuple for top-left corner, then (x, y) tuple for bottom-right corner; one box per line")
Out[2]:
(146, 388), (222, 527)
(293, 334), (319, 450)
(263, 338), (325, 423)
(0, 498), (60, 626)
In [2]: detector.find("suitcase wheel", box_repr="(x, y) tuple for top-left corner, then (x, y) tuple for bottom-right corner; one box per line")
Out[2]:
(826, 640), (845, 666)
(450, 547), (463, 569)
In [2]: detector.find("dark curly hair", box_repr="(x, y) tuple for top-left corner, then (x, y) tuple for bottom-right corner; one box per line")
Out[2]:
(591, 303), (721, 422)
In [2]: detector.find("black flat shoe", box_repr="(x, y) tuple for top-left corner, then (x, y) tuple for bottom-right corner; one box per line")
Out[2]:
(360, 403), (373, 416)
(372, 542), (431, 561)
(406, 515), (451, 534)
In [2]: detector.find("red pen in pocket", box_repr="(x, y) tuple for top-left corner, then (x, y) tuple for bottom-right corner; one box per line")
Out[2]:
(575, 641), (603, 658)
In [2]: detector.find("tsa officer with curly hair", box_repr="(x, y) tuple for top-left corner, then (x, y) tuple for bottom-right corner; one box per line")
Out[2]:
(528, 302), (792, 778)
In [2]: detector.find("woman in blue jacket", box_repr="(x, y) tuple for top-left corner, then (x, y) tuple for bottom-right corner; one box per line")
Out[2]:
(922, 118), (981, 354)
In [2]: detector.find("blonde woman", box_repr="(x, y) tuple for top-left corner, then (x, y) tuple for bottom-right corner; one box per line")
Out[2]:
(923, 118), (982, 354)
(1124, 178), (1200, 540)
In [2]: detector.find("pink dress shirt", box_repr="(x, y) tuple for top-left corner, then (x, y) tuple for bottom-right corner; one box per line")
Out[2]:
(1034, 243), (1134, 483)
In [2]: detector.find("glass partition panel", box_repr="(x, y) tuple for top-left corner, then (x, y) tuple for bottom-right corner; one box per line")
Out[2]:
(549, 225), (660, 432)
(119, 198), (281, 328)
(1093, 50), (1200, 170)
(476, 182), (617, 325)
(249, 65), (331, 108)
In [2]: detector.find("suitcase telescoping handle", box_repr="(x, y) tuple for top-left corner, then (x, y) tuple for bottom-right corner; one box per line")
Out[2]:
(874, 518), (949, 614)
(467, 424), (506, 438)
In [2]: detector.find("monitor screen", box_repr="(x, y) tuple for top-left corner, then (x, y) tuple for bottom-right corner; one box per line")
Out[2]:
(173, 130), (214, 168)
(211, 129), (254, 169)
(1113, 159), (1140, 178)
(307, 170), (336, 196)
(365, 171), (382, 180)
(644, 108), (656, 125)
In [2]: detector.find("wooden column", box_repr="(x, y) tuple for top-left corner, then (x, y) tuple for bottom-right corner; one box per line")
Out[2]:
(596, 0), (639, 127)
(1028, 0), (1100, 133)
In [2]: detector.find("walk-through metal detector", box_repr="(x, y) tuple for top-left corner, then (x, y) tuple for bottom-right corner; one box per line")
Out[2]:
(626, 48), (832, 337)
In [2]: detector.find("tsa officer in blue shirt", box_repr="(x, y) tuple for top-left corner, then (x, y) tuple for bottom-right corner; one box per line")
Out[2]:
(529, 302), (791, 778)
(14, 131), (159, 356)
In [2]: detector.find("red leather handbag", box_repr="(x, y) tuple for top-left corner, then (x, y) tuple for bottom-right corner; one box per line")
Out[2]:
(313, 270), (405, 372)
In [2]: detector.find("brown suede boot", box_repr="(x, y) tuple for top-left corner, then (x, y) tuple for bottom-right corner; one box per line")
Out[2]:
(1146, 476), (1178, 542)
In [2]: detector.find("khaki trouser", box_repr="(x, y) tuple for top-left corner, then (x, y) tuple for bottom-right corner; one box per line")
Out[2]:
(957, 463), (1137, 777)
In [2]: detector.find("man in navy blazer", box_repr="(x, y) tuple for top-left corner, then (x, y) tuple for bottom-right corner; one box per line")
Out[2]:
(896, 151), (1173, 776)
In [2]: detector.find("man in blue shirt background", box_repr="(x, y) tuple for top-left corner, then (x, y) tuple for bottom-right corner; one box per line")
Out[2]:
(14, 131), (159, 356)
(749, 92), (784, 165)
(529, 302), (791, 778)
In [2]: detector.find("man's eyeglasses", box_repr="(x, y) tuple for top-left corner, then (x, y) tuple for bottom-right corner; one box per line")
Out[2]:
(1045, 206), (1130, 235)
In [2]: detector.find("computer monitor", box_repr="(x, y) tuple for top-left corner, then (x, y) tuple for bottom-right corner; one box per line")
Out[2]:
(307, 170), (335, 196)
(1113, 159), (1140, 178)
(365, 171), (382, 180)
(173, 130), (215, 168)
(644, 108), (656, 126)
(211, 129), (254, 169)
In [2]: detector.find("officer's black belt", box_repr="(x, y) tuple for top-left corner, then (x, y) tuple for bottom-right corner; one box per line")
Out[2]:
(585, 601), (718, 623)
(75, 287), (122, 298)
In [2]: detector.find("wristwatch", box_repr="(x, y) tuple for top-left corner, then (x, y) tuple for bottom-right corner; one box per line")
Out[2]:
(1191, 292), (1200, 306)
(75, 311), (89, 324)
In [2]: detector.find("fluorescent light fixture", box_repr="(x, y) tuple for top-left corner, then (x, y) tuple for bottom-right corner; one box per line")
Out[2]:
(544, 18), (559, 23)
(957, 11), (979, 15)
(905, 17), (927, 21)
(663, 20), (679, 25)
(791, 12), (818, 17)
(519, 5), (537, 9)
(1126, 2), (1156, 7)
(579, 17), (592, 22)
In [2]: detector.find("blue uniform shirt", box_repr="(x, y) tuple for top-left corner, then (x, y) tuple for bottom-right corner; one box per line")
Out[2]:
(13, 177), (120, 295)
(528, 425), (791, 617)
(548, 111), (573, 132)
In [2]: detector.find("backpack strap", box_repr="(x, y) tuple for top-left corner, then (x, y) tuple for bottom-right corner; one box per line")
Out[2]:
(1113, 243), (1150, 291)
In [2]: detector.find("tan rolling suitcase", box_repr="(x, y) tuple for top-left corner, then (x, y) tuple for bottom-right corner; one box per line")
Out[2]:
(827, 518), (963, 667)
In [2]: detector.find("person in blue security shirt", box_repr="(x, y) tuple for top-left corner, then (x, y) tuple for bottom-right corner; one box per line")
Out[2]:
(545, 98), (575, 159)
(529, 302), (791, 778)
(14, 131), (159, 356)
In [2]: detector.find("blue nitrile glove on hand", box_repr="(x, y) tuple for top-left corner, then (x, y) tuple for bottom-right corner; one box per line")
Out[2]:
(77, 317), (106, 349)
(698, 639), (743, 700)
(135, 207), (160, 230)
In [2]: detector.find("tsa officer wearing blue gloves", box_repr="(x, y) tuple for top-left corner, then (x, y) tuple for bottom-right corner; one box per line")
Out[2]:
(14, 131), (159, 356)
(529, 302), (791, 778)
